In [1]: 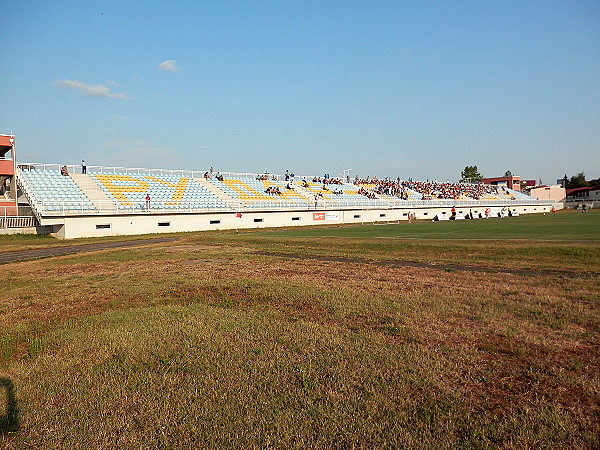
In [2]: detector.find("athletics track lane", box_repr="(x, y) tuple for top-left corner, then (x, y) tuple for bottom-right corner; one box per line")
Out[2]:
(0, 238), (176, 264)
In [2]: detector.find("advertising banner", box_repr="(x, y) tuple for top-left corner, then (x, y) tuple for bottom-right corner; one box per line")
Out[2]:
(313, 212), (339, 221)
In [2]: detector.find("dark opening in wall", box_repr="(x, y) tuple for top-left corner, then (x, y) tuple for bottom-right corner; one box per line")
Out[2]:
(96, 224), (111, 229)
(210, 220), (220, 224)
(254, 218), (264, 223)
(158, 222), (170, 227)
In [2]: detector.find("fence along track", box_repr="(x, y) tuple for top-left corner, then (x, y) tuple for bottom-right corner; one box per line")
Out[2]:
(0, 216), (37, 228)
(1, 206), (37, 228)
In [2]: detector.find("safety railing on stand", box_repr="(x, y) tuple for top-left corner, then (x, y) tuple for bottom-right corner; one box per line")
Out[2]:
(22, 197), (555, 217)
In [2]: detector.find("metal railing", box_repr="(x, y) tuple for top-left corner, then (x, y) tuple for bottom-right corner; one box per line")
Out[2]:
(28, 197), (553, 217)
(18, 163), (283, 181)
(0, 206), (37, 228)
(0, 216), (37, 228)
(15, 168), (44, 221)
(18, 163), (339, 183)
(35, 200), (232, 216)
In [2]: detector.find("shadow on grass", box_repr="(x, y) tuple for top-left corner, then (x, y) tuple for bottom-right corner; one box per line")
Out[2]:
(0, 378), (19, 434)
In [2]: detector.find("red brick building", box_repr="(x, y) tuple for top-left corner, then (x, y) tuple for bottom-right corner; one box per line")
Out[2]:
(480, 176), (521, 191)
(0, 134), (17, 215)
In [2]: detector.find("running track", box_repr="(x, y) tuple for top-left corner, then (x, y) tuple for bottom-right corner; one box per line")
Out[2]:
(0, 238), (176, 264)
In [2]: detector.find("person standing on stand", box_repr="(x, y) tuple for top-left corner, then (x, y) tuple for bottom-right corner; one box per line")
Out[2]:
(81, 160), (87, 174)
(145, 193), (151, 211)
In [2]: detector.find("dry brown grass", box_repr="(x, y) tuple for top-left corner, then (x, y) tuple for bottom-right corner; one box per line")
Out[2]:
(1, 230), (598, 448)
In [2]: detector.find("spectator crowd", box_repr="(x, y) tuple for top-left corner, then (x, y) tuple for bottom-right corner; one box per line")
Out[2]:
(351, 176), (503, 201)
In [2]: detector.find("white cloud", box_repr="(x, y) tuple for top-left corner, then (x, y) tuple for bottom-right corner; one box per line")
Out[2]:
(157, 60), (180, 72)
(56, 79), (132, 100)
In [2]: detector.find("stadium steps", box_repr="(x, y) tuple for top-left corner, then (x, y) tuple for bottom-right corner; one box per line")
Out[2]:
(70, 173), (116, 212)
(295, 184), (336, 207)
(292, 184), (317, 199)
(289, 184), (331, 206)
(293, 183), (335, 203)
(193, 178), (237, 207)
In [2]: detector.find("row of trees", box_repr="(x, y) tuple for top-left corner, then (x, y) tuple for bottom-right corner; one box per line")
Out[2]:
(561, 173), (599, 189)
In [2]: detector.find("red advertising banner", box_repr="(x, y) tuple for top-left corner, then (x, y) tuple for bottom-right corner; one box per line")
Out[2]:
(313, 212), (325, 221)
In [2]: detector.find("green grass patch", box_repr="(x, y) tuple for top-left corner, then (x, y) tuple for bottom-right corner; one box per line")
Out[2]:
(260, 210), (600, 241)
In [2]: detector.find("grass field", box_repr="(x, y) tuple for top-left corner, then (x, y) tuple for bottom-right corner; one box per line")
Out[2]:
(1, 210), (598, 448)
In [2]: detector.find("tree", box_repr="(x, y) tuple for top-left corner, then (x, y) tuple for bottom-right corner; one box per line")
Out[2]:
(566, 172), (588, 189)
(460, 165), (483, 183)
(504, 170), (512, 177)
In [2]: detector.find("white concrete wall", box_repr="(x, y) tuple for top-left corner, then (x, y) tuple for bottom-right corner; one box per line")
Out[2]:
(48, 202), (554, 239)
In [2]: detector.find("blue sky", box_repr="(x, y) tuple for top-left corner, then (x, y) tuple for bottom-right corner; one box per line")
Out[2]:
(2, 1), (599, 183)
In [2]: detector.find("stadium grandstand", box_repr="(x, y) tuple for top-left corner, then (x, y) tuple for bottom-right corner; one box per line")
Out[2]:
(0, 138), (557, 238)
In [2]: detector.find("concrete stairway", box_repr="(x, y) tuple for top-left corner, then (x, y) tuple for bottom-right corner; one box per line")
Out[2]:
(290, 184), (317, 201)
(290, 183), (340, 208)
(193, 178), (237, 207)
(70, 173), (117, 213)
